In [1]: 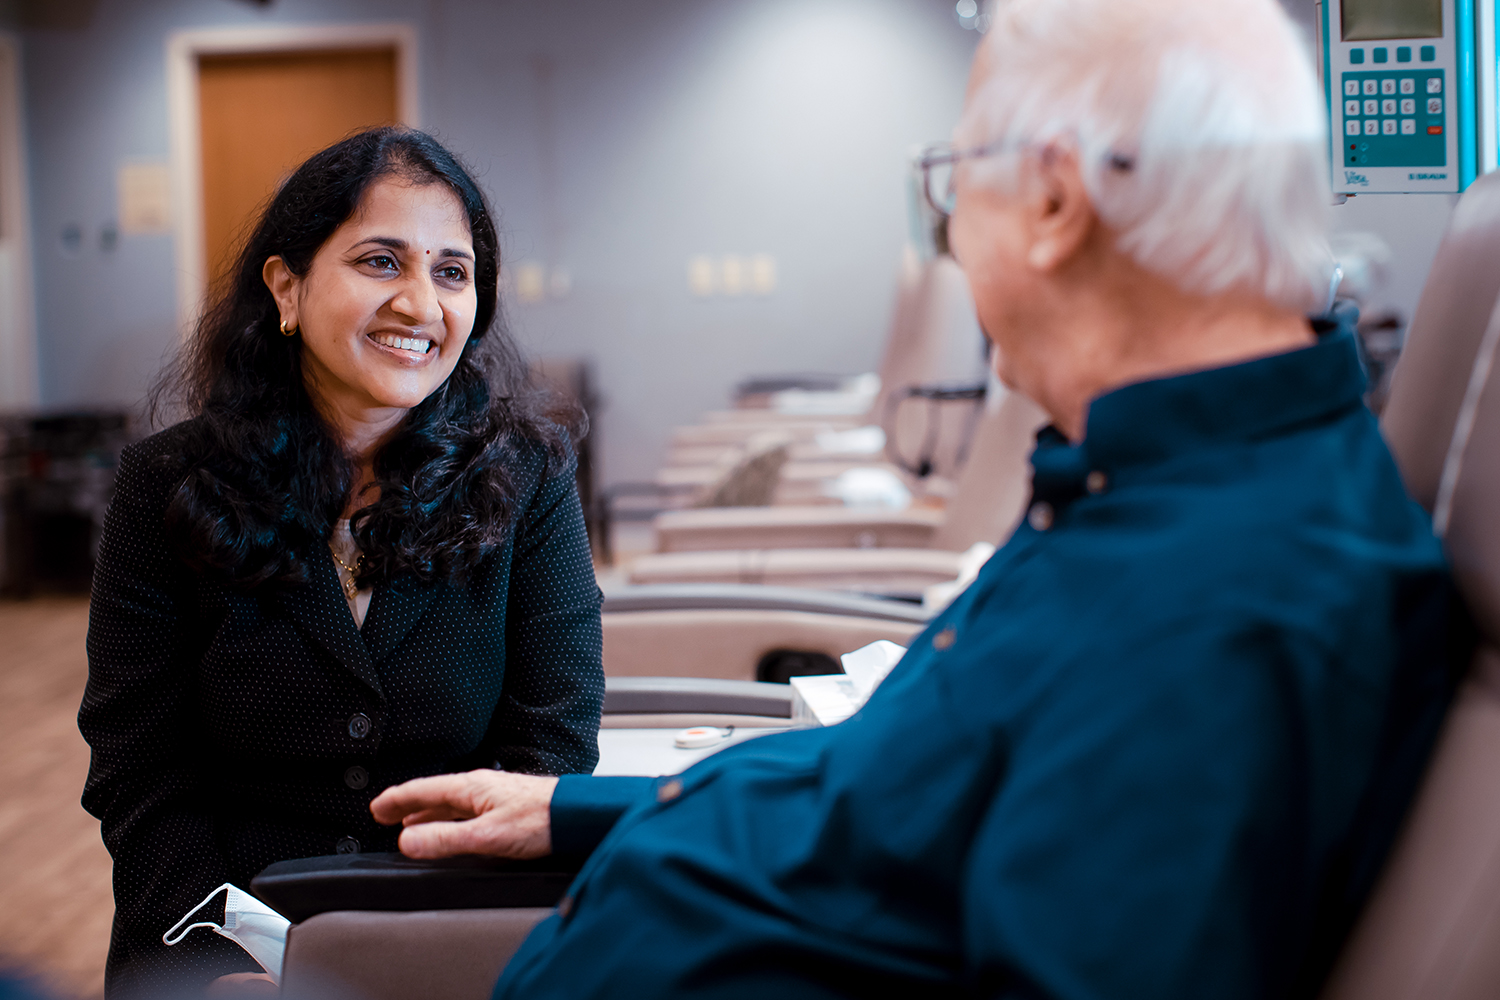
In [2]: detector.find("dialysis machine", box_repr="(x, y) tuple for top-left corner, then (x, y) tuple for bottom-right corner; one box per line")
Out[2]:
(1320, 0), (1498, 193)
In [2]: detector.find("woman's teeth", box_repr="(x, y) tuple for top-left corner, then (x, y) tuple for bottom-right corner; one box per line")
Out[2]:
(371, 332), (433, 354)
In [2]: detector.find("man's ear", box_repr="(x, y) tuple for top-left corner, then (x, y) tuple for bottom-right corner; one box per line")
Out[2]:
(1024, 143), (1096, 272)
(262, 256), (300, 330)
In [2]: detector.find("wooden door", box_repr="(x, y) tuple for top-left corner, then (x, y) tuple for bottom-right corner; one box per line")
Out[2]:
(198, 48), (399, 292)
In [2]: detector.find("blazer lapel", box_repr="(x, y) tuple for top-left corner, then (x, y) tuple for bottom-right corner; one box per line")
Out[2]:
(279, 553), (384, 700)
(361, 578), (441, 666)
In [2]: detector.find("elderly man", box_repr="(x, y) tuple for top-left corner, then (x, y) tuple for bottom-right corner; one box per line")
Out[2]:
(371, 0), (1455, 995)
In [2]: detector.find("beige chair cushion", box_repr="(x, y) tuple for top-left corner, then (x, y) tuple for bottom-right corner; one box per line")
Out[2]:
(1321, 648), (1500, 1000)
(281, 908), (552, 1000)
(602, 608), (923, 681)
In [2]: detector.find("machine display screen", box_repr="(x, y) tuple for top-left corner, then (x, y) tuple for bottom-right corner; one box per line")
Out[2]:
(1342, 0), (1443, 40)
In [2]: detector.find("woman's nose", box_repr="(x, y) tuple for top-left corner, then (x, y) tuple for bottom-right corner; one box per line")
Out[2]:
(389, 271), (444, 328)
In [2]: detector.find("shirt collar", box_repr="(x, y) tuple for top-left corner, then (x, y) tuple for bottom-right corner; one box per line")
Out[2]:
(1030, 324), (1368, 507)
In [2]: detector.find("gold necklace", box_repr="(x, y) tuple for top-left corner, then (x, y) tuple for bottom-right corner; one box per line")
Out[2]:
(331, 549), (364, 599)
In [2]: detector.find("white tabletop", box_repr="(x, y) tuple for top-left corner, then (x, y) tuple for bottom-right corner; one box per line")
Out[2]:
(594, 727), (781, 776)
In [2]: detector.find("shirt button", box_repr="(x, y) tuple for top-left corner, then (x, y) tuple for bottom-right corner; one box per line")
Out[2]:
(933, 626), (956, 651)
(657, 778), (683, 803)
(1027, 501), (1055, 531)
(336, 837), (361, 854)
(348, 713), (372, 739)
(1086, 470), (1108, 494)
(344, 765), (370, 790)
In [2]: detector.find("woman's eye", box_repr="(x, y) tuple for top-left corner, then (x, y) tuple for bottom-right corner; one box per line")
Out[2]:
(437, 265), (469, 283)
(363, 254), (398, 271)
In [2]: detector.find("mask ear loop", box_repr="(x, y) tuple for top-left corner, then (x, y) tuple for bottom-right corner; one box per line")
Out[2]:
(163, 883), (231, 946)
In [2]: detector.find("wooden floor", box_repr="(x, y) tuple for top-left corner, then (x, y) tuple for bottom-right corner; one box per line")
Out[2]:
(0, 597), (111, 999)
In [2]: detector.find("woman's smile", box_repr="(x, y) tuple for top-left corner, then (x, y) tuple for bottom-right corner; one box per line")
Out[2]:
(367, 330), (437, 358)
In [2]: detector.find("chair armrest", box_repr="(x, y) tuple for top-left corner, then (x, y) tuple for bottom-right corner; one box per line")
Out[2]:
(603, 676), (793, 718)
(600, 583), (931, 623)
(251, 853), (581, 923)
(654, 505), (943, 552)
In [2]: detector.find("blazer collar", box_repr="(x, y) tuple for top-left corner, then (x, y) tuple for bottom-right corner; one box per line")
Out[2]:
(361, 577), (441, 667)
(279, 554), (384, 701)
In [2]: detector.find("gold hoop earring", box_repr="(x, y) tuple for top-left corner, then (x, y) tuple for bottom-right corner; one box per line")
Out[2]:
(279, 319), (297, 337)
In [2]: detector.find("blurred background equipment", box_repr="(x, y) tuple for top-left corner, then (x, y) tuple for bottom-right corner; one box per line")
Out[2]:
(0, 412), (132, 597)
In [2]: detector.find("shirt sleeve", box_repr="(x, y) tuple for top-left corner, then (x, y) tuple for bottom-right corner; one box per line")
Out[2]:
(78, 444), (262, 995)
(550, 775), (655, 857)
(487, 446), (606, 776)
(960, 620), (1376, 1000)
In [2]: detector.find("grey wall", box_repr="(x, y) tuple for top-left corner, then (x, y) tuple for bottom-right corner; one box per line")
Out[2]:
(15, 0), (978, 484)
(18, 0), (1464, 487)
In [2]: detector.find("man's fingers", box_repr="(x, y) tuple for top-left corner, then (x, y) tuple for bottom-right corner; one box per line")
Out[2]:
(370, 772), (482, 825)
(398, 817), (509, 859)
(401, 806), (466, 826)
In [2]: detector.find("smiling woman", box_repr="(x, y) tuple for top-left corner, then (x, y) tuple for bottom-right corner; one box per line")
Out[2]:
(76, 129), (604, 999)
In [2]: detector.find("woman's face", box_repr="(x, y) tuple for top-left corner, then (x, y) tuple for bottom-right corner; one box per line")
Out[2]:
(265, 177), (479, 429)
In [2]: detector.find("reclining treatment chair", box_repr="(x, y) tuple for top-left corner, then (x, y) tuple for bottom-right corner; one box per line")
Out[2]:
(627, 383), (1048, 596)
(1318, 169), (1500, 1000)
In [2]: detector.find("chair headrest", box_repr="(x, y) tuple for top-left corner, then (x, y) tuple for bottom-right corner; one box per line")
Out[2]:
(1382, 171), (1500, 641)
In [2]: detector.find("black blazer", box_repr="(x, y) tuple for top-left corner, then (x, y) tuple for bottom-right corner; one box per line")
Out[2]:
(79, 423), (604, 998)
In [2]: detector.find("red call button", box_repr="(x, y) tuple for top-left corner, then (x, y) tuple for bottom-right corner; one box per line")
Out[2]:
(1428, 125), (1444, 134)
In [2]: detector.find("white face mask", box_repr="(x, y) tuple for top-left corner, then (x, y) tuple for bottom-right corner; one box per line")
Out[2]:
(163, 883), (291, 984)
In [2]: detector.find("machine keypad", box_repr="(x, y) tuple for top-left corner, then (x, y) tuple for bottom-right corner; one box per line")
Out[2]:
(1341, 68), (1445, 169)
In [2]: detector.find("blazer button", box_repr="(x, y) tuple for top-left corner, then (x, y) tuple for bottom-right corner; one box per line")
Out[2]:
(336, 837), (360, 854)
(348, 713), (372, 739)
(344, 766), (370, 790)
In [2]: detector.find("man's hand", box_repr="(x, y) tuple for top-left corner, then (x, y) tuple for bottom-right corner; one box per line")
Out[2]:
(370, 769), (559, 859)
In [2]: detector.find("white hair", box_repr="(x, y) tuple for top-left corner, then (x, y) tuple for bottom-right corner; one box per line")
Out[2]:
(958, 0), (1332, 313)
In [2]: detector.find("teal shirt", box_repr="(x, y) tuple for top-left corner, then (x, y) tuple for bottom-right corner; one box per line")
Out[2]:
(499, 328), (1457, 999)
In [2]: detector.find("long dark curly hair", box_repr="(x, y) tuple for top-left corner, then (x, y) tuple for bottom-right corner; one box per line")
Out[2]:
(151, 127), (574, 591)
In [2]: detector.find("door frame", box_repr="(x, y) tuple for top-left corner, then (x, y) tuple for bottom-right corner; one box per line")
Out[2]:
(166, 23), (419, 337)
(0, 31), (39, 409)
